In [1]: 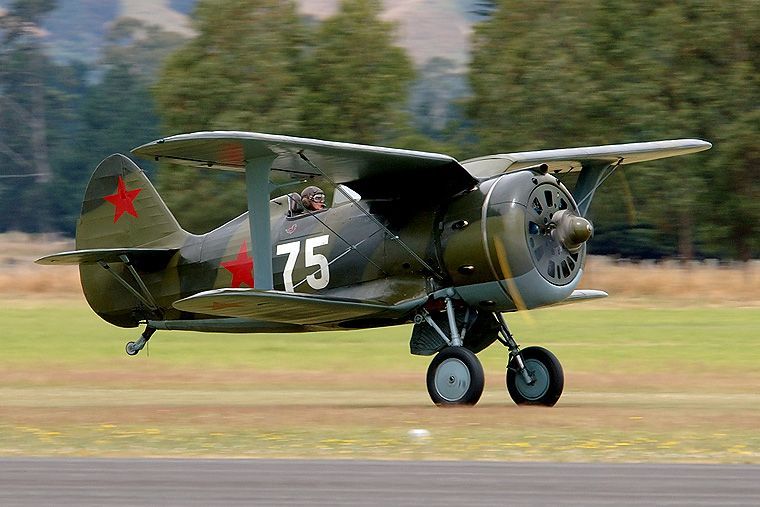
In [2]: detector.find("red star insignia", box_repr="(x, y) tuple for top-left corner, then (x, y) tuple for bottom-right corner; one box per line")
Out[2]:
(221, 241), (255, 288)
(103, 175), (142, 223)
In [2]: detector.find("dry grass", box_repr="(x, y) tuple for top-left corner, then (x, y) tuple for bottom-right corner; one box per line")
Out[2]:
(0, 232), (78, 295)
(580, 256), (760, 306)
(3, 232), (760, 305)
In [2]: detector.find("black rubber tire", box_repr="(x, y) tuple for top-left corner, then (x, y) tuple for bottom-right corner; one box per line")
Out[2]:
(506, 346), (563, 406)
(125, 341), (138, 356)
(426, 346), (485, 406)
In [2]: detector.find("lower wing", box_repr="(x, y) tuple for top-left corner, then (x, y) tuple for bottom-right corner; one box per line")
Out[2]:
(173, 288), (426, 326)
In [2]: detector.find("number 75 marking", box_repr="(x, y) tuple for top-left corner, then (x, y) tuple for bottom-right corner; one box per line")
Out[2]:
(276, 234), (330, 292)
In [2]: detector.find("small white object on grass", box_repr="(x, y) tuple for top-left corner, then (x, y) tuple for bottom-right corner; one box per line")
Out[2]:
(408, 428), (431, 439)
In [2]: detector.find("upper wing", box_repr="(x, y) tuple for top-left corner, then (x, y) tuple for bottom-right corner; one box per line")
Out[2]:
(173, 288), (426, 325)
(462, 139), (712, 178)
(132, 131), (477, 200)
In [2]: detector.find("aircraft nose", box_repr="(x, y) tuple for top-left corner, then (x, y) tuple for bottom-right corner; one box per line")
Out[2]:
(550, 210), (593, 253)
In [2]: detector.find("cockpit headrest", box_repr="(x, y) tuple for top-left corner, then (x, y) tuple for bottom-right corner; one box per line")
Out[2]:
(287, 192), (304, 217)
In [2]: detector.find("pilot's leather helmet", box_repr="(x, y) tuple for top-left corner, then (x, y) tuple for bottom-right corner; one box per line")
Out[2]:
(301, 186), (326, 211)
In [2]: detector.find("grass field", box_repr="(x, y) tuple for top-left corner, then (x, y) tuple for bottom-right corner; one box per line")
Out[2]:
(2, 296), (759, 463)
(2, 232), (760, 462)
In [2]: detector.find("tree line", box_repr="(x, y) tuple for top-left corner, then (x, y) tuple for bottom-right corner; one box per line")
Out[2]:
(0, 0), (757, 259)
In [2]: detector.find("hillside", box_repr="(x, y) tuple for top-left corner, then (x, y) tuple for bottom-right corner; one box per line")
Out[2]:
(299, 0), (472, 65)
(0, 0), (475, 65)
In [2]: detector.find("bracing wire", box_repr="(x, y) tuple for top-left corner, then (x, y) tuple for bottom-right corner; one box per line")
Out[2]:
(297, 151), (443, 280)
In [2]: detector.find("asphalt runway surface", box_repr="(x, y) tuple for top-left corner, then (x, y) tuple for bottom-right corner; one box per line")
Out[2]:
(2, 458), (759, 506)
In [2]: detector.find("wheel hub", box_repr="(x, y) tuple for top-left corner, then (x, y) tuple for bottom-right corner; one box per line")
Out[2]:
(514, 359), (550, 400)
(434, 358), (471, 402)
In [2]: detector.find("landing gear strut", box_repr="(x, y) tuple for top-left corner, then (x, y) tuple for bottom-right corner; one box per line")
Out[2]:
(125, 326), (156, 356)
(420, 295), (485, 406)
(494, 313), (564, 406)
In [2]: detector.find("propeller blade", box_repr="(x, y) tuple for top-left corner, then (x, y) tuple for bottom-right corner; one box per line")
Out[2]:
(493, 238), (535, 324)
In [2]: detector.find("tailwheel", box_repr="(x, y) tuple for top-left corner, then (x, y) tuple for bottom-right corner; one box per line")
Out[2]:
(124, 326), (155, 357)
(506, 346), (563, 406)
(125, 341), (139, 356)
(426, 346), (485, 406)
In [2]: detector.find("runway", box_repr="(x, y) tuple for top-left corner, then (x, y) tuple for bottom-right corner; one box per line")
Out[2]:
(2, 459), (759, 506)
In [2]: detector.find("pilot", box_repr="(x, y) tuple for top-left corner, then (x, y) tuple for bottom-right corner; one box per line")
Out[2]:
(301, 186), (327, 212)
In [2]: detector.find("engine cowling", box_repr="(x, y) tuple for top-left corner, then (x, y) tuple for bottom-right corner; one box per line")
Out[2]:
(438, 170), (591, 311)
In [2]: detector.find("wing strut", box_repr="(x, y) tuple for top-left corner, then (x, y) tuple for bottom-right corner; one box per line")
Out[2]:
(246, 155), (278, 290)
(297, 152), (443, 280)
(573, 159), (622, 216)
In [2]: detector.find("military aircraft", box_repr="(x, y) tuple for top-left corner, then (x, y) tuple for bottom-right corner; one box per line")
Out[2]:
(37, 132), (711, 406)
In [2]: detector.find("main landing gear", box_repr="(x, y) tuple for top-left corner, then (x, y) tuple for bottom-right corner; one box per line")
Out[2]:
(495, 312), (563, 406)
(427, 346), (485, 405)
(420, 300), (563, 407)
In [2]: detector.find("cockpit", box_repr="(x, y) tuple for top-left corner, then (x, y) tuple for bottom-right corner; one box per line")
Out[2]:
(284, 184), (362, 219)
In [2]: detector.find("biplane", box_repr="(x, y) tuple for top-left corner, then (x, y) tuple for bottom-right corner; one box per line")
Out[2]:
(38, 132), (710, 405)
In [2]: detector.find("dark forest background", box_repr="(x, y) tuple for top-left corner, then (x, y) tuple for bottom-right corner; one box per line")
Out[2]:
(0, 0), (757, 260)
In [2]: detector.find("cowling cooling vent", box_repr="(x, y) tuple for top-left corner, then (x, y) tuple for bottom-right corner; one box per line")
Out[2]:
(525, 183), (584, 285)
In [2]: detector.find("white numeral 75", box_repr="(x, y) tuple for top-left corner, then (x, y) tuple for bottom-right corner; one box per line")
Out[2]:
(276, 234), (330, 292)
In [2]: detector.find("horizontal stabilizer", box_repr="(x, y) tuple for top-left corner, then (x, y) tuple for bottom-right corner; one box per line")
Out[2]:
(464, 139), (712, 178)
(36, 248), (178, 270)
(173, 288), (425, 325)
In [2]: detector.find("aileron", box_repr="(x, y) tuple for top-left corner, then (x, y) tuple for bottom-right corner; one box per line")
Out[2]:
(464, 139), (712, 178)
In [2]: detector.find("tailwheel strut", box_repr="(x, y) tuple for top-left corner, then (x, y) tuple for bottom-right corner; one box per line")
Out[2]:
(493, 312), (564, 407)
(126, 326), (156, 356)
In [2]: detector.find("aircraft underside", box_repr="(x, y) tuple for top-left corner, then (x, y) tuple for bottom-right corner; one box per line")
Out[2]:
(119, 279), (565, 407)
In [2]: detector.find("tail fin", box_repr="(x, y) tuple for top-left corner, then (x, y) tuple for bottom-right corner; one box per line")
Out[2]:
(73, 154), (189, 327)
(76, 154), (187, 250)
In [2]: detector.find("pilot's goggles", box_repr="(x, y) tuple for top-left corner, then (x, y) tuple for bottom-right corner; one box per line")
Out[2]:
(311, 193), (325, 203)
